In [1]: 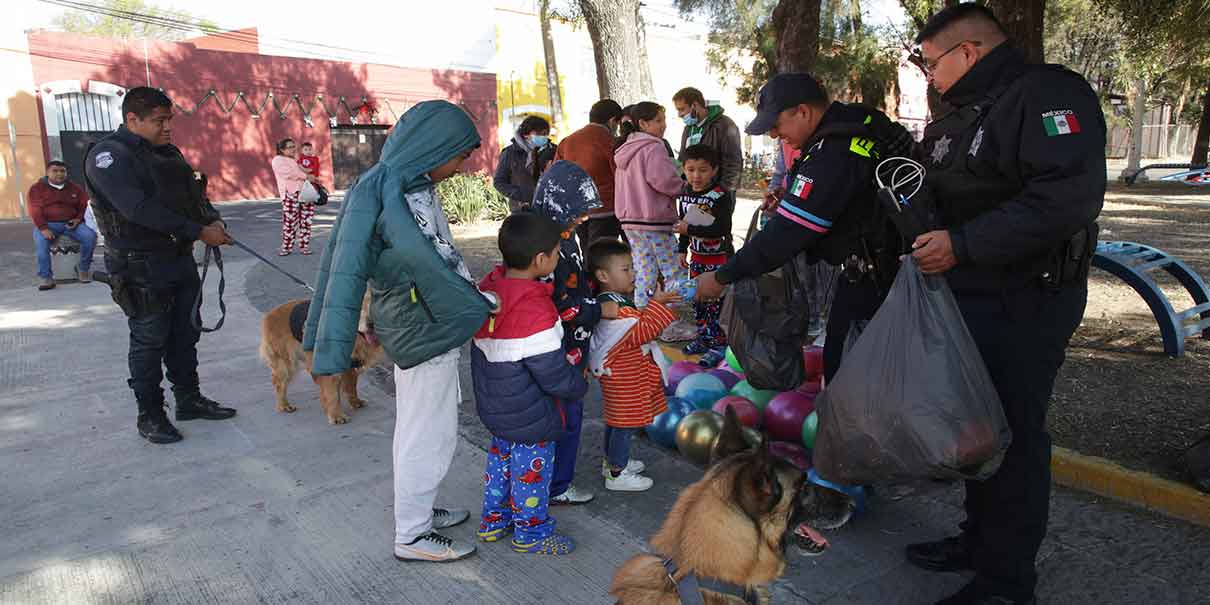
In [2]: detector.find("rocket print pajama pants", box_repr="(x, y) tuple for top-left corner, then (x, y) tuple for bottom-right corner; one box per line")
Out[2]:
(624, 230), (684, 308)
(479, 436), (557, 544)
(280, 193), (314, 253)
(690, 259), (727, 348)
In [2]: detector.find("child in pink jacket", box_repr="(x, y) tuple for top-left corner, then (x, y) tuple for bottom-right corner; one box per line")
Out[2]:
(614, 102), (685, 307)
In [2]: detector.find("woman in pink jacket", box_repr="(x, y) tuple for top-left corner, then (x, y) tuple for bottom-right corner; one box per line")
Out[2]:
(272, 137), (317, 255)
(614, 102), (685, 307)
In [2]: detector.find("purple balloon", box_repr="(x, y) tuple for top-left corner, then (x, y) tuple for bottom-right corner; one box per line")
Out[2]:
(667, 360), (705, 393)
(769, 441), (811, 471)
(763, 390), (817, 443)
(708, 368), (742, 391)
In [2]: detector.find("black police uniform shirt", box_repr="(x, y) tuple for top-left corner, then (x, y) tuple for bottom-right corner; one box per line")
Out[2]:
(85, 125), (205, 250)
(716, 102), (878, 285)
(919, 43), (1105, 293)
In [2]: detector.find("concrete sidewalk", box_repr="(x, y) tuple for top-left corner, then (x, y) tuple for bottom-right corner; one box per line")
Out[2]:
(2, 200), (1209, 604)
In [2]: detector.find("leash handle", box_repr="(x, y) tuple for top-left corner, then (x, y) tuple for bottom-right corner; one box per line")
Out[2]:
(192, 245), (227, 333)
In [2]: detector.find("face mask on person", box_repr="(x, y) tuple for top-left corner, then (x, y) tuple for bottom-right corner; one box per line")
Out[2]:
(682, 113), (699, 127)
(529, 134), (550, 148)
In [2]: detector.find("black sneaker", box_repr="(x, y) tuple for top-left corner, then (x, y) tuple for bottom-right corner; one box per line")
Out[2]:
(906, 535), (974, 573)
(175, 392), (237, 421)
(137, 411), (183, 444)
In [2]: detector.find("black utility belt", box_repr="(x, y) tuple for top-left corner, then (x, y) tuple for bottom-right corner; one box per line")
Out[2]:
(108, 244), (193, 258)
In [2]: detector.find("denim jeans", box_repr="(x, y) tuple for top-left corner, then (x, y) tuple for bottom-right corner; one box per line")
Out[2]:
(33, 221), (96, 278)
(604, 425), (638, 471)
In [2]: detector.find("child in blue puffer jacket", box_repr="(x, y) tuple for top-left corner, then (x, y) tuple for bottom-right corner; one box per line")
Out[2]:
(472, 213), (589, 556)
(529, 160), (620, 506)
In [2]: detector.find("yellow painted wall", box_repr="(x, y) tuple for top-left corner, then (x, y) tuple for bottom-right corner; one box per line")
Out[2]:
(0, 30), (47, 220)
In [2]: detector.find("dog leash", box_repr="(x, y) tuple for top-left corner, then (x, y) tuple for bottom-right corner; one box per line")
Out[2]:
(191, 237), (316, 333)
(660, 558), (759, 605)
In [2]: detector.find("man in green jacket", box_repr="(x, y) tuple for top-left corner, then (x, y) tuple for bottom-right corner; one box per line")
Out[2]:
(673, 87), (744, 191)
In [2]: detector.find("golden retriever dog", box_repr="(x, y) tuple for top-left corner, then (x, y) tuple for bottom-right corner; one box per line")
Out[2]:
(610, 408), (855, 604)
(259, 293), (385, 424)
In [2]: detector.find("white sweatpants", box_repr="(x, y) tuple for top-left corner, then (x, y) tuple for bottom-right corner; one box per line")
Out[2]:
(392, 348), (461, 544)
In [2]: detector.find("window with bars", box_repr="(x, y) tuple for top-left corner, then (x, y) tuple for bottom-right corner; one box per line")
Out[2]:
(55, 92), (118, 132)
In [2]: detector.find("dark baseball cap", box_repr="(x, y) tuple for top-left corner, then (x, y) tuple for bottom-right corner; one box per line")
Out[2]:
(745, 73), (829, 135)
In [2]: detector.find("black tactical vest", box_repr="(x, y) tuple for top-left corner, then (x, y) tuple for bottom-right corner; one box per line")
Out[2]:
(90, 142), (208, 250)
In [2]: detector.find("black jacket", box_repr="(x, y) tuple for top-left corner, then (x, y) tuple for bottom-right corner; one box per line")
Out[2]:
(918, 44), (1106, 293)
(492, 141), (540, 207)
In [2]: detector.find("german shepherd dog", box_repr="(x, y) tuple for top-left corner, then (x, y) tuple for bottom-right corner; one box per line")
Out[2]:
(259, 293), (385, 424)
(611, 407), (855, 604)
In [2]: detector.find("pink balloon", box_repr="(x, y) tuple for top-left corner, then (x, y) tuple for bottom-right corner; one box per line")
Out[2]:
(711, 395), (761, 428)
(763, 390), (817, 443)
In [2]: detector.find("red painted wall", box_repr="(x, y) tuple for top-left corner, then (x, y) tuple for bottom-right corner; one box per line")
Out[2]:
(26, 31), (498, 202)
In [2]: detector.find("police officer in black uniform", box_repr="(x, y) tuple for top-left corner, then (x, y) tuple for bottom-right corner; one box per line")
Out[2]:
(695, 73), (914, 382)
(85, 87), (237, 445)
(903, 6), (1104, 604)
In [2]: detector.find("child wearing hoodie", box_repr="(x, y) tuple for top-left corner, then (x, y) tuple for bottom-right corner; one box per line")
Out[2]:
(529, 160), (620, 506)
(472, 213), (589, 555)
(614, 102), (687, 308)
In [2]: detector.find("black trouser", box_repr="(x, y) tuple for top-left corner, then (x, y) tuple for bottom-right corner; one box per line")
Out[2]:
(821, 276), (883, 383)
(105, 249), (203, 412)
(575, 215), (625, 249)
(956, 283), (1087, 600)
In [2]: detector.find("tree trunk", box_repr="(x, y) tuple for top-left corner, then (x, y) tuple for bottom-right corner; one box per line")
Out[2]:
(991, 0), (1045, 64)
(635, 4), (656, 99)
(1170, 76), (1191, 157)
(771, 0), (822, 72)
(539, 0), (564, 129)
(849, 0), (863, 35)
(1193, 87), (1210, 167)
(579, 0), (646, 105)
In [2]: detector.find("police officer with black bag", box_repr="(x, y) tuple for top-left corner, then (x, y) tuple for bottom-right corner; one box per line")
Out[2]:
(695, 72), (919, 383)
(903, 6), (1104, 604)
(85, 87), (237, 445)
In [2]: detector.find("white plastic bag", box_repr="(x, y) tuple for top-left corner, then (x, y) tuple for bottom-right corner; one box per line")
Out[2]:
(299, 180), (320, 204)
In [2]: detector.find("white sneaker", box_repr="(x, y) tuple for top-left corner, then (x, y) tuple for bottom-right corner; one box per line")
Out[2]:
(602, 458), (646, 477)
(605, 469), (654, 492)
(393, 532), (476, 562)
(550, 485), (595, 505)
(431, 508), (470, 530)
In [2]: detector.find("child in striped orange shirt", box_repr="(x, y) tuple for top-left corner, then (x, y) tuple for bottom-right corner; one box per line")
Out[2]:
(585, 239), (681, 492)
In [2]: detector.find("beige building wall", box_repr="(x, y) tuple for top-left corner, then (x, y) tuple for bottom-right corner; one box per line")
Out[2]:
(0, 25), (47, 220)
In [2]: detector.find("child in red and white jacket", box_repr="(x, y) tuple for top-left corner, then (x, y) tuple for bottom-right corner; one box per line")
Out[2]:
(586, 238), (680, 492)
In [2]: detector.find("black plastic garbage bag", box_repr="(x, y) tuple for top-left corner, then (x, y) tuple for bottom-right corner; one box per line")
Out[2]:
(813, 257), (1011, 484)
(719, 209), (818, 391)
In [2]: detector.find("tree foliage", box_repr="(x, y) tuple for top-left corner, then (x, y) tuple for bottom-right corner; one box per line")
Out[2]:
(53, 0), (218, 41)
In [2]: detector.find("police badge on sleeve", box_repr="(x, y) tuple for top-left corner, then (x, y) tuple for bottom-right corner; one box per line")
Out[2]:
(95, 151), (114, 169)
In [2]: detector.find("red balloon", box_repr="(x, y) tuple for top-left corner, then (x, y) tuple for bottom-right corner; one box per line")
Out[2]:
(803, 345), (825, 380)
(763, 390), (816, 442)
(769, 441), (811, 471)
(711, 395), (761, 428)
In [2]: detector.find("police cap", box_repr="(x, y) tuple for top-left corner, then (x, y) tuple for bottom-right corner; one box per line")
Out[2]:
(745, 73), (828, 135)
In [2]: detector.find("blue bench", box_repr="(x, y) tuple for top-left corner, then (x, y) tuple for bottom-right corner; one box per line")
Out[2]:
(1092, 241), (1210, 357)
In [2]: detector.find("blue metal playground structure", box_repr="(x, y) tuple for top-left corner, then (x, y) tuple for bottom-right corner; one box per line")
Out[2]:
(1093, 241), (1210, 357)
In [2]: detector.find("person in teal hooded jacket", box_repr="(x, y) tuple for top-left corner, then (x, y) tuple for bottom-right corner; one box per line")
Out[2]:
(303, 100), (494, 563)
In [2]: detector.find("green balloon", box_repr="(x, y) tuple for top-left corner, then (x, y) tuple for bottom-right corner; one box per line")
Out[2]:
(802, 411), (819, 449)
(730, 380), (776, 412)
(726, 347), (743, 373)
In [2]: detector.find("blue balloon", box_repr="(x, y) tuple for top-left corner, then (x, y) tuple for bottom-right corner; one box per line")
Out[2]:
(675, 372), (729, 410)
(807, 468), (866, 514)
(647, 398), (693, 448)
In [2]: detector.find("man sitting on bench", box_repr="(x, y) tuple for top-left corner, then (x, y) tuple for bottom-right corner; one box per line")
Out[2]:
(29, 160), (96, 290)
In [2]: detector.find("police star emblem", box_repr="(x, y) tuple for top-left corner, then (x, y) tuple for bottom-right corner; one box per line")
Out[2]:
(930, 135), (951, 165)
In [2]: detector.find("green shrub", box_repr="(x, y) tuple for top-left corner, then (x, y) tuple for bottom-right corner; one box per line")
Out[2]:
(437, 172), (510, 224)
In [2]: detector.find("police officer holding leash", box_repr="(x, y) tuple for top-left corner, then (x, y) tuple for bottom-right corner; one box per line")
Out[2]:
(695, 72), (916, 382)
(86, 87), (237, 445)
(904, 6), (1104, 604)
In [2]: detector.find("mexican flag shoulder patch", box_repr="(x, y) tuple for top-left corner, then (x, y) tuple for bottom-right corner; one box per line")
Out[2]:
(1042, 110), (1081, 136)
(789, 174), (814, 198)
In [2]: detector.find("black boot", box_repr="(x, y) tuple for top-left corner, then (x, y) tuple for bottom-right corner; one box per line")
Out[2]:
(907, 535), (975, 573)
(174, 390), (237, 421)
(137, 404), (183, 444)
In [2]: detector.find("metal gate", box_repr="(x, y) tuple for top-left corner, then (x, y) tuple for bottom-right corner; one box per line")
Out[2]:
(53, 92), (120, 187)
(330, 126), (390, 190)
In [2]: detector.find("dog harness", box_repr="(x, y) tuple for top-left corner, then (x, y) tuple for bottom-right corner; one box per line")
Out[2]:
(661, 557), (760, 605)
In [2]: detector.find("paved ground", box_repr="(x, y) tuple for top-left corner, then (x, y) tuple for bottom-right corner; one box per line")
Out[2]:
(3, 199), (1210, 604)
